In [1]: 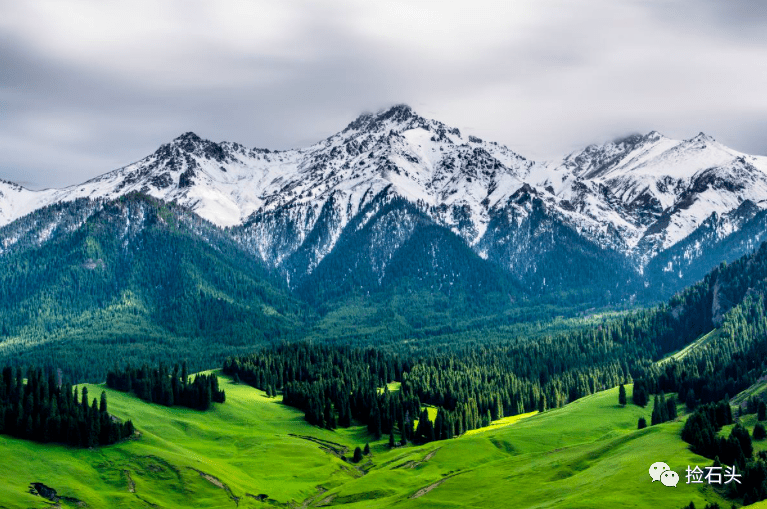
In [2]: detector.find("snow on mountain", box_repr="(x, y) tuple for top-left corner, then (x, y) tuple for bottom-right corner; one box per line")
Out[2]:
(526, 131), (767, 264)
(0, 179), (58, 228)
(2, 104), (767, 283)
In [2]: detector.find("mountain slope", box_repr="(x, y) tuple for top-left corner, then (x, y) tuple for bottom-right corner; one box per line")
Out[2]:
(3, 105), (767, 301)
(296, 194), (521, 310)
(0, 194), (305, 381)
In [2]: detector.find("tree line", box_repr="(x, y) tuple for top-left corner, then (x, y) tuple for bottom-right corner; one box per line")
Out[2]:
(0, 366), (133, 447)
(0, 194), (306, 383)
(223, 339), (624, 445)
(106, 363), (225, 410)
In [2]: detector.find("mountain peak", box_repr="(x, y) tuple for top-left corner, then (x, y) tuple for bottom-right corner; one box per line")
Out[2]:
(162, 131), (230, 163)
(376, 103), (415, 121)
(343, 104), (421, 133)
(689, 132), (716, 143)
(173, 132), (203, 144)
(169, 131), (205, 153)
(611, 130), (666, 147)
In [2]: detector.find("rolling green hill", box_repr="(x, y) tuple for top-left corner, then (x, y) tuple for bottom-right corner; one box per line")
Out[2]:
(0, 376), (733, 508)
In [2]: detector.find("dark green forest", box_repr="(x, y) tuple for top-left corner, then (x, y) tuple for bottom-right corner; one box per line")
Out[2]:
(0, 193), (630, 382)
(224, 243), (767, 454)
(106, 363), (225, 410)
(0, 195), (307, 381)
(0, 366), (134, 447)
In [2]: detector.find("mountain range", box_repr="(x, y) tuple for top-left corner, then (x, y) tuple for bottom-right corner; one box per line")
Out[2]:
(3, 104), (767, 303)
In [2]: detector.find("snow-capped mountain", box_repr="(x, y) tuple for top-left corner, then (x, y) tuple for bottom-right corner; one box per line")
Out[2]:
(528, 131), (767, 263)
(0, 179), (57, 228)
(2, 104), (767, 299)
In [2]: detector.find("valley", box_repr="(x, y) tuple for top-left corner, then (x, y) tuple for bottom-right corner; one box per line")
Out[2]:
(0, 375), (746, 508)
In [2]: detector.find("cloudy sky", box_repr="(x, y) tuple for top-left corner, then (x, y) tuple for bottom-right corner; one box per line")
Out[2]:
(1, 0), (766, 188)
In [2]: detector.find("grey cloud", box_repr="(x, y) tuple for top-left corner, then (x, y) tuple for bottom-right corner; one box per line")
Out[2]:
(1, 0), (766, 189)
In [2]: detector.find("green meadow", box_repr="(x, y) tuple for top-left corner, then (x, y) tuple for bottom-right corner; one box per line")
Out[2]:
(0, 379), (738, 508)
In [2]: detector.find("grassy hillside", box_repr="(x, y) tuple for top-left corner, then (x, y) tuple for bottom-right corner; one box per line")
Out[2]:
(0, 378), (731, 508)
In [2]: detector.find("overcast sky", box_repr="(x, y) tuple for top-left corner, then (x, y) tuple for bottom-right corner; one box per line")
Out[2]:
(1, 0), (766, 189)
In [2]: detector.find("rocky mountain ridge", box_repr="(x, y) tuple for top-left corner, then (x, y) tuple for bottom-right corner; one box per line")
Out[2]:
(3, 105), (767, 299)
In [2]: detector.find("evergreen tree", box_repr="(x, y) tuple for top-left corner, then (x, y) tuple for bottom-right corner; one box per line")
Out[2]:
(633, 380), (648, 407)
(651, 396), (661, 425)
(666, 395), (678, 421)
(753, 422), (766, 440)
(352, 446), (363, 463)
(685, 389), (697, 411)
(619, 384), (626, 406)
(638, 417), (647, 429)
(106, 364), (224, 411)
(0, 365), (132, 448)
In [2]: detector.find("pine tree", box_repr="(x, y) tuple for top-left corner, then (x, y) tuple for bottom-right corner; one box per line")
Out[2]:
(651, 396), (661, 425)
(753, 422), (766, 440)
(659, 393), (669, 422)
(758, 401), (766, 422)
(632, 380), (648, 407)
(363, 443), (370, 455)
(389, 430), (396, 448)
(619, 384), (626, 406)
(352, 446), (363, 463)
(685, 389), (697, 411)
(638, 417), (647, 429)
(666, 395), (677, 421)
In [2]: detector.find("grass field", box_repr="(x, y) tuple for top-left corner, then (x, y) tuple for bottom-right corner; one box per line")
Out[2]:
(0, 378), (739, 508)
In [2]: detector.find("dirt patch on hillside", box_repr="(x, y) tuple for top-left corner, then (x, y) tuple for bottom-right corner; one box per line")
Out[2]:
(124, 470), (136, 493)
(189, 468), (240, 506)
(316, 493), (337, 506)
(409, 471), (464, 500)
(392, 448), (441, 469)
(288, 434), (348, 458)
(297, 486), (328, 508)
